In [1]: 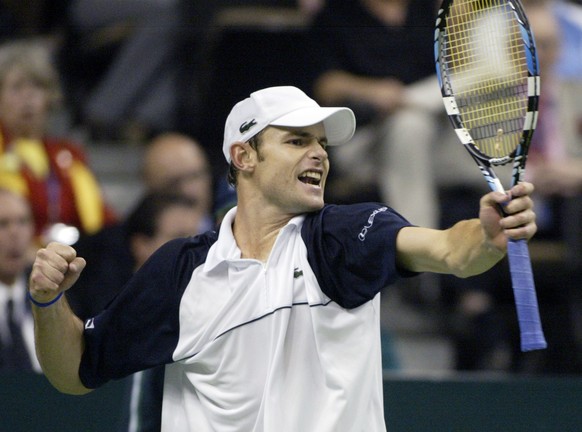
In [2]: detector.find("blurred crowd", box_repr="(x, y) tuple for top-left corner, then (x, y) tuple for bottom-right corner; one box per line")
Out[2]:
(1, 0), (582, 386)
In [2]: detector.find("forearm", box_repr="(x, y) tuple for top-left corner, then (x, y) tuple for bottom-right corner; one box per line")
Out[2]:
(313, 70), (387, 105)
(398, 183), (536, 277)
(443, 219), (506, 278)
(397, 220), (505, 277)
(32, 296), (91, 395)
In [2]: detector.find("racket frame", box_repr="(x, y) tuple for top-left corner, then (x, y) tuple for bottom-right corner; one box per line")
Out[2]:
(434, 0), (547, 351)
(435, 0), (540, 192)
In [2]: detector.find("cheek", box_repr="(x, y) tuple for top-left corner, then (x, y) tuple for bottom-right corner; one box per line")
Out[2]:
(264, 166), (295, 190)
(29, 91), (51, 112)
(183, 180), (211, 197)
(0, 92), (17, 113)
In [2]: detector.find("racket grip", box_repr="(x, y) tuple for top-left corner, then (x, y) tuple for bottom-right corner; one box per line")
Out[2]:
(506, 239), (547, 351)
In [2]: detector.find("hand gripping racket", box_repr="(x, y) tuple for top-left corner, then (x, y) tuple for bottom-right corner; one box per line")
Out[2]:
(434, 0), (547, 351)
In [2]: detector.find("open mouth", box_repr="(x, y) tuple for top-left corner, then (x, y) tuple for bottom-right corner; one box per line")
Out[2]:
(298, 171), (322, 186)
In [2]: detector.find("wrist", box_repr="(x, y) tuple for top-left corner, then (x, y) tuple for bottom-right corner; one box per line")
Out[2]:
(27, 291), (63, 308)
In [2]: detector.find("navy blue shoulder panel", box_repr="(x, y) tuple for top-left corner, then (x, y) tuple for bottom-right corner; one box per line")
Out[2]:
(301, 203), (415, 309)
(79, 230), (218, 389)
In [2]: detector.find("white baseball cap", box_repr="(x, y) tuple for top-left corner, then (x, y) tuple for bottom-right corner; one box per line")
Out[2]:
(222, 86), (356, 163)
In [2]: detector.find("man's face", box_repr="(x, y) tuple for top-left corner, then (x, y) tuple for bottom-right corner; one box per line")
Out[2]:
(145, 140), (213, 215)
(132, 204), (204, 270)
(251, 122), (329, 214)
(0, 191), (34, 284)
(0, 67), (50, 138)
(527, 8), (560, 77)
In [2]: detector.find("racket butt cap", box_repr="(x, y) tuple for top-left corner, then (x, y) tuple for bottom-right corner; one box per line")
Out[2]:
(521, 334), (548, 352)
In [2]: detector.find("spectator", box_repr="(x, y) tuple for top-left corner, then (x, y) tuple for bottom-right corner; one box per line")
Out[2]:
(0, 39), (116, 246)
(141, 132), (215, 231)
(526, 0), (582, 206)
(123, 192), (204, 272)
(0, 188), (41, 372)
(309, 0), (443, 228)
(61, 0), (183, 140)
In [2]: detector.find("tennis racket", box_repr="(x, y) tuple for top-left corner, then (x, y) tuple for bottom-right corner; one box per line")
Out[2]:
(434, 0), (546, 351)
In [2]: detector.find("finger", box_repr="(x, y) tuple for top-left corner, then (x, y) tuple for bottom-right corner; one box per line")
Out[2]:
(29, 261), (65, 302)
(480, 190), (509, 210)
(510, 181), (534, 197)
(29, 265), (60, 293)
(503, 219), (537, 240)
(46, 241), (79, 263)
(503, 194), (534, 215)
(500, 208), (537, 231)
(60, 257), (87, 292)
(69, 257), (86, 274)
(33, 247), (70, 281)
(29, 246), (85, 301)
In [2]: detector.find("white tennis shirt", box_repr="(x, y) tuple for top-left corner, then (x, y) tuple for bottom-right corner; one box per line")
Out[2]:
(80, 204), (414, 431)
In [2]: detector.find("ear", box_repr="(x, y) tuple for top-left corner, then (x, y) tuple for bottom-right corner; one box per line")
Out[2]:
(230, 141), (256, 172)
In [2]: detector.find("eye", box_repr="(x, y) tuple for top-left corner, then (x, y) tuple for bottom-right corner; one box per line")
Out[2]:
(287, 138), (304, 146)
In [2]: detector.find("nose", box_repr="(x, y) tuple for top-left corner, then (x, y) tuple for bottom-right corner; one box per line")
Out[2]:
(308, 140), (328, 162)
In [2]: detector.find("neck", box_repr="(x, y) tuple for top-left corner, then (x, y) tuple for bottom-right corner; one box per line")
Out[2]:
(232, 199), (295, 263)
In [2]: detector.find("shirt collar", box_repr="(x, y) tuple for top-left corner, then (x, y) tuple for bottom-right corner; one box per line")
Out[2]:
(203, 206), (306, 272)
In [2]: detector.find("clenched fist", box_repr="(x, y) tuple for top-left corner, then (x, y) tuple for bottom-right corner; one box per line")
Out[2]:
(29, 242), (86, 305)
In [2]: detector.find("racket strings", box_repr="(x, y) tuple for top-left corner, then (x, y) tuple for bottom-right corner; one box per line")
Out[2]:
(441, 0), (529, 157)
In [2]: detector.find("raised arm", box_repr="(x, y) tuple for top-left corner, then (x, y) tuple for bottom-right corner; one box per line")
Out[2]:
(29, 242), (91, 395)
(396, 182), (537, 277)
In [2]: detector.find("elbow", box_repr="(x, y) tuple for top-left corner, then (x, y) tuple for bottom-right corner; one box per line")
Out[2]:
(452, 268), (476, 279)
(44, 374), (93, 396)
(449, 263), (473, 279)
(52, 382), (93, 396)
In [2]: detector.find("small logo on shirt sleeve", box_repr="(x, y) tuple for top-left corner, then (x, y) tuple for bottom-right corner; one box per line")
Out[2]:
(85, 318), (95, 330)
(358, 207), (388, 241)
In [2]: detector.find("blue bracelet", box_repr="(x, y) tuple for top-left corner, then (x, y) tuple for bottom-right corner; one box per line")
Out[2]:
(27, 291), (63, 308)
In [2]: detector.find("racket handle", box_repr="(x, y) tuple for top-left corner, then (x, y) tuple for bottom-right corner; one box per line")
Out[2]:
(506, 239), (547, 351)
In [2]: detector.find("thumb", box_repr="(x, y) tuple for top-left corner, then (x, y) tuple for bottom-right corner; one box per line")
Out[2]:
(61, 257), (86, 292)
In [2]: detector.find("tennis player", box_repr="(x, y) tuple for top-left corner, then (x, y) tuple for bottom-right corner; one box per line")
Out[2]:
(29, 86), (537, 431)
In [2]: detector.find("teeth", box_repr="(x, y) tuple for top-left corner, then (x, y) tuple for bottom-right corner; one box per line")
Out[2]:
(302, 171), (321, 181)
(299, 171), (322, 186)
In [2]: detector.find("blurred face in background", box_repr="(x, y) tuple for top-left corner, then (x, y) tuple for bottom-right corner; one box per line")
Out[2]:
(528, 6), (560, 77)
(130, 203), (205, 270)
(0, 66), (52, 140)
(0, 190), (34, 285)
(143, 134), (213, 216)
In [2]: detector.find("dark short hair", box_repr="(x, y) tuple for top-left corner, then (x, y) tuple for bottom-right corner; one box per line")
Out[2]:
(124, 191), (198, 239)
